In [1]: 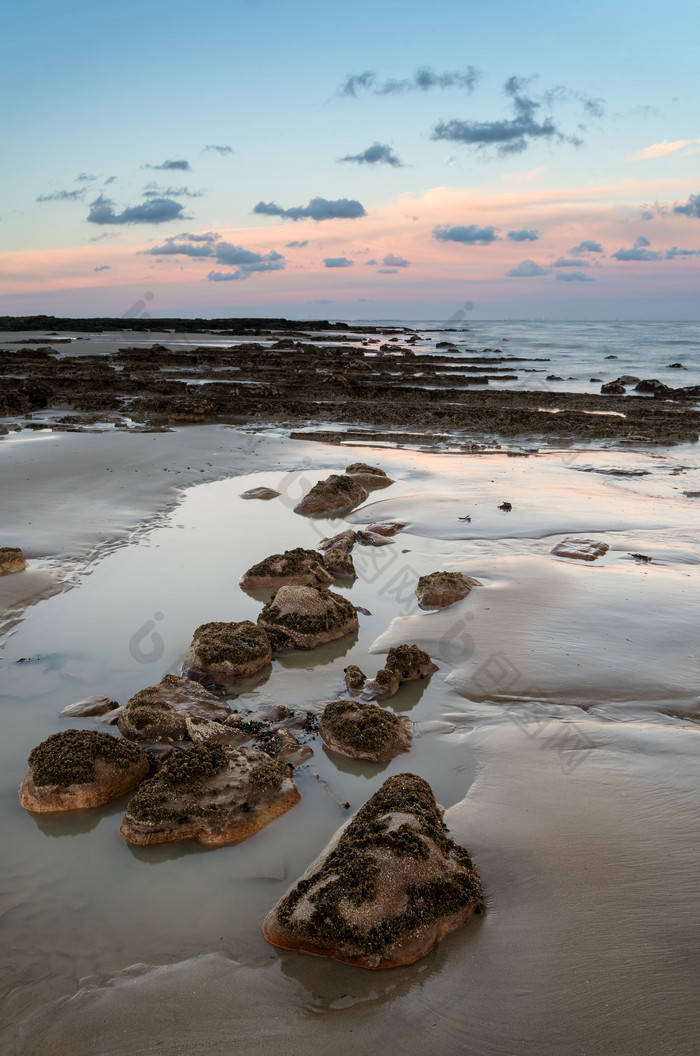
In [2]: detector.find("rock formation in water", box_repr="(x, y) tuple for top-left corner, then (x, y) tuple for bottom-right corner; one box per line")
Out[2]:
(60, 695), (119, 717)
(19, 729), (150, 812)
(118, 674), (230, 743)
(120, 743), (300, 847)
(240, 487), (281, 500)
(345, 463), (393, 489)
(319, 700), (412, 762)
(551, 538), (610, 561)
(258, 585), (358, 649)
(0, 547), (27, 574)
(415, 571), (481, 609)
(294, 474), (369, 515)
(360, 644), (439, 701)
(263, 773), (482, 969)
(240, 548), (332, 590)
(182, 621), (272, 684)
(323, 547), (357, 578)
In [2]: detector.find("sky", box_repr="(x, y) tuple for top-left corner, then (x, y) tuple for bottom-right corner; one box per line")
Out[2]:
(1, 0), (699, 320)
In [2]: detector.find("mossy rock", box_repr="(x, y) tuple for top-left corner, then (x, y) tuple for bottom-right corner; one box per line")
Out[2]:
(182, 621), (272, 684)
(294, 474), (369, 515)
(240, 547), (332, 589)
(258, 586), (358, 649)
(319, 700), (412, 762)
(119, 674), (230, 742)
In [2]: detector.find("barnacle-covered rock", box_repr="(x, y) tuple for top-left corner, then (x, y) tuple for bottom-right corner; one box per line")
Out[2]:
(0, 547), (27, 574)
(263, 773), (482, 969)
(19, 730), (150, 813)
(258, 586), (358, 649)
(120, 743), (300, 847)
(362, 644), (438, 701)
(294, 474), (368, 515)
(345, 463), (393, 489)
(323, 547), (357, 579)
(318, 529), (357, 553)
(118, 674), (230, 743)
(182, 621), (272, 684)
(240, 548), (332, 590)
(415, 571), (481, 609)
(319, 700), (411, 762)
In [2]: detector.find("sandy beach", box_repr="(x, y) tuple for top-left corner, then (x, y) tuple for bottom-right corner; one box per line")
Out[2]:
(1, 325), (699, 1056)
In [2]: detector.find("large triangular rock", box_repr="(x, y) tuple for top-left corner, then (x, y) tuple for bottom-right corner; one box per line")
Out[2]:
(120, 743), (300, 847)
(19, 730), (150, 813)
(263, 774), (481, 969)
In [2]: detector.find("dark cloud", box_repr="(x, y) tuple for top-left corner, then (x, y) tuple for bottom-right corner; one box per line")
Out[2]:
(207, 246), (286, 281)
(76, 173), (97, 182)
(179, 231), (220, 243)
(36, 189), (86, 202)
(634, 235), (651, 248)
(87, 194), (188, 225)
(204, 145), (233, 155)
(253, 197), (366, 221)
(611, 246), (662, 261)
(431, 76), (584, 156)
(382, 252), (409, 267)
(377, 268), (398, 274)
(146, 240), (215, 258)
(665, 246), (700, 259)
(93, 264), (111, 272)
(553, 257), (591, 267)
(339, 66), (480, 97)
(364, 259), (378, 265)
(339, 142), (403, 167)
(104, 176), (117, 185)
(556, 271), (594, 282)
(285, 240), (309, 248)
(507, 229), (539, 242)
(673, 193), (700, 218)
(143, 183), (204, 199)
(433, 224), (499, 245)
(146, 159), (191, 171)
(322, 257), (353, 268)
(506, 259), (549, 277)
(570, 240), (603, 254)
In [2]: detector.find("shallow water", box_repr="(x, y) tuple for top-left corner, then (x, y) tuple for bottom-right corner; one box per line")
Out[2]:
(2, 444), (700, 1055)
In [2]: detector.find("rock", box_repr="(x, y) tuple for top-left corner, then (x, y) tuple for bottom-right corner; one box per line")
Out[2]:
(19, 730), (150, 813)
(319, 700), (412, 762)
(344, 664), (367, 692)
(362, 644), (439, 701)
(345, 463), (393, 489)
(667, 362), (685, 369)
(0, 547), (27, 574)
(551, 538), (610, 561)
(118, 674), (230, 743)
(617, 375), (640, 384)
(366, 521), (405, 536)
(294, 474), (369, 515)
(356, 530), (394, 547)
(601, 382), (626, 395)
(258, 586), (359, 649)
(182, 621), (272, 684)
(634, 379), (673, 396)
(255, 727), (313, 761)
(240, 548), (332, 590)
(185, 715), (239, 744)
(241, 487), (281, 500)
(61, 695), (119, 717)
(120, 743), (300, 848)
(318, 530), (357, 553)
(415, 572), (481, 609)
(323, 547), (357, 578)
(167, 397), (215, 423)
(498, 502), (512, 512)
(263, 773), (482, 969)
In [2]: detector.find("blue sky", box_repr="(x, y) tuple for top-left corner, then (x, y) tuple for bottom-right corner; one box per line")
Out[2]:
(2, 0), (699, 318)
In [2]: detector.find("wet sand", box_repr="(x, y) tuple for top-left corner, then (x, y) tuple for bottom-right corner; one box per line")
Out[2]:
(1, 423), (699, 1053)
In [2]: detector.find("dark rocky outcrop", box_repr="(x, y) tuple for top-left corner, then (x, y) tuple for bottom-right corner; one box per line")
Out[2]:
(118, 674), (230, 743)
(258, 586), (358, 649)
(239, 548), (332, 590)
(294, 475), (369, 515)
(120, 743), (300, 847)
(323, 547), (357, 578)
(415, 572), (482, 609)
(19, 730), (150, 812)
(263, 773), (482, 968)
(182, 621), (272, 684)
(319, 700), (412, 762)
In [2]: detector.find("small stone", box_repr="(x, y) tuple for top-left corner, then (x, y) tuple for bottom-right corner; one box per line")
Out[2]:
(318, 530), (357, 553)
(356, 530), (394, 547)
(365, 521), (405, 536)
(344, 664), (367, 692)
(263, 773), (482, 969)
(319, 700), (412, 762)
(241, 487), (281, 500)
(120, 743), (300, 848)
(61, 695), (119, 717)
(415, 572), (481, 610)
(362, 644), (438, 701)
(182, 621), (272, 684)
(19, 730), (150, 813)
(0, 547), (27, 575)
(551, 538), (610, 562)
